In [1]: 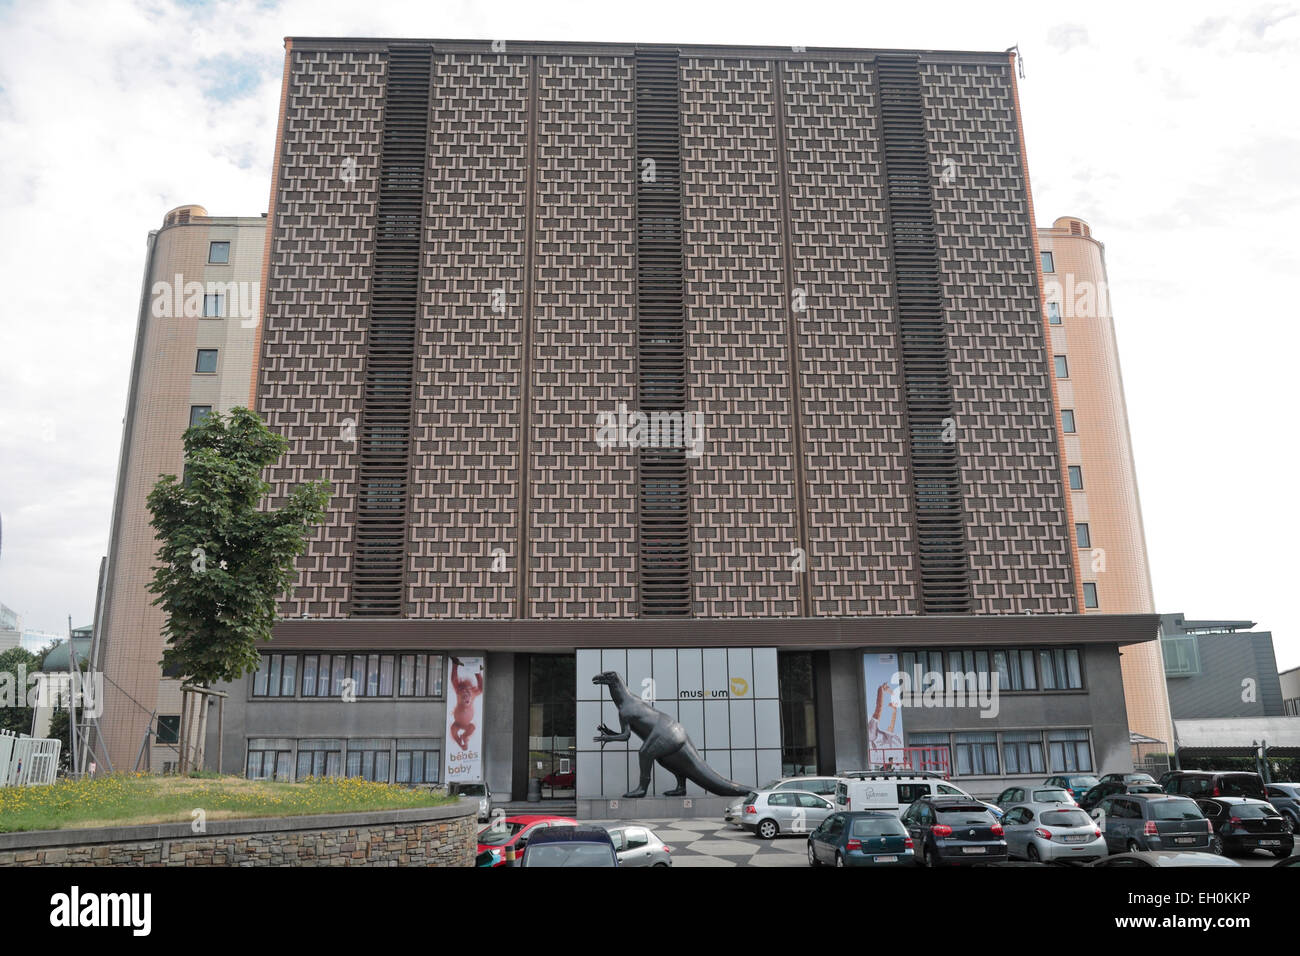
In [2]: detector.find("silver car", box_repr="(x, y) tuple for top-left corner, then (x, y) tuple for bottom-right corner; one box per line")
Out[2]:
(740, 789), (837, 840)
(450, 782), (491, 822)
(1002, 804), (1108, 863)
(606, 824), (672, 867)
(994, 785), (1077, 810)
(724, 775), (840, 827)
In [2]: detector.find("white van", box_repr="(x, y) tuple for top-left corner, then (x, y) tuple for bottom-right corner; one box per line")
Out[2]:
(834, 772), (983, 817)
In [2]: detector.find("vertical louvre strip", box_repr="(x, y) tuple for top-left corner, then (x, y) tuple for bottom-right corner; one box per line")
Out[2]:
(350, 46), (431, 617)
(635, 51), (692, 616)
(876, 56), (973, 613)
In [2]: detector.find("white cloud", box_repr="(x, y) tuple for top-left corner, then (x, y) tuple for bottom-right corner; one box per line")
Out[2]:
(1, 0), (1297, 669)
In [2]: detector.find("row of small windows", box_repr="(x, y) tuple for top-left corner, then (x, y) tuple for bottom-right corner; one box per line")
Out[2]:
(898, 646), (1086, 693)
(246, 737), (441, 784)
(909, 727), (1093, 777)
(251, 652), (446, 700)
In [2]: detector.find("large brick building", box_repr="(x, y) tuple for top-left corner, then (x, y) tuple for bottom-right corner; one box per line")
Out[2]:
(187, 37), (1161, 807)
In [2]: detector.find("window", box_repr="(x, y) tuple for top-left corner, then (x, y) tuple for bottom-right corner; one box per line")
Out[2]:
(1162, 634), (1201, 676)
(1061, 409), (1076, 433)
(247, 739), (293, 781)
(955, 733), (999, 776)
(1002, 732), (1046, 774)
(1054, 355), (1069, 378)
(295, 739), (342, 779)
(1083, 582), (1099, 608)
(208, 241), (230, 264)
(1075, 523), (1091, 548)
(1041, 250), (1055, 273)
(1048, 729), (1093, 773)
(156, 715), (180, 744)
(1047, 301), (1062, 324)
(1068, 466), (1084, 489)
(395, 741), (441, 784)
(195, 349), (218, 373)
(189, 405), (212, 428)
(345, 739), (393, 782)
(252, 654), (297, 697)
(202, 293), (224, 317)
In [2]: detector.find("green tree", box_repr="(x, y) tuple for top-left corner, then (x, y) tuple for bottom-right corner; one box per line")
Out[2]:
(146, 407), (329, 687)
(0, 646), (41, 735)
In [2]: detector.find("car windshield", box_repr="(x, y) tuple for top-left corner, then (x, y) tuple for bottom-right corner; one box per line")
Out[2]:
(1069, 776), (1100, 789)
(1031, 789), (1072, 802)
(1230, 804), (1274, 818)
(936, 807), (993, 825)
(1219, 776), (1265, 797)
(455, 784), (486, 796)
(477, 821), (526, 846)
(1041, 809), (1092, 827)
(525, 844), (616, 867)
(1151, 800), (1203, 821)
(850, 818), (907, 837)
(1126, 774), (1154, 784)
(1130, 785), (1162, 793)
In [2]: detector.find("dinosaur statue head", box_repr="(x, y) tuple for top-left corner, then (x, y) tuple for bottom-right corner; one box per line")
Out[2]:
(591, 670), (625, 688)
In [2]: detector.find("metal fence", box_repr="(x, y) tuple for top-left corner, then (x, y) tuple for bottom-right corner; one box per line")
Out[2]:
(0, 729), (62, 787)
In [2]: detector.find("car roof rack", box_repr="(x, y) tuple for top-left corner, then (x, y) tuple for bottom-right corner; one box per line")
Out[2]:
(841, 769), (944, 779)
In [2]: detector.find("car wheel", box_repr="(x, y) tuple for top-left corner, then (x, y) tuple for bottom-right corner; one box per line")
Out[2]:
(835, 852), (845, 868)
(1272, 848), (1291, 859)
(921, 842), (933, 867)
(1284, 814), (1297, 834)
(1027, 843), (1040, 862)
(1210, 835), (1225, 856)
(807, 842), (820, 867)
(1127, 840), (1141, 854)
(757, 819), (779, 840)
(653, 862), (671, 867)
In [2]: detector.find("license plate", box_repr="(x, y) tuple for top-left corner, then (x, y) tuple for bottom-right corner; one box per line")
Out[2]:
(962, 846), (985, 854)
(1261, 840), (1280, 846)
(875, 855), (897, 863)
(1064, 835), (1088, 843)
(1174, 837), (1195, 844)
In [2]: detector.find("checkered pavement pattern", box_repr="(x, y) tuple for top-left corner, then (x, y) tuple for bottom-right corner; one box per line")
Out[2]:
(587, 817), (810, 868)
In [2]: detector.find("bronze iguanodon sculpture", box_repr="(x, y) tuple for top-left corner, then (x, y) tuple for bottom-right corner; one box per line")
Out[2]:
(592, 670), (752, 797)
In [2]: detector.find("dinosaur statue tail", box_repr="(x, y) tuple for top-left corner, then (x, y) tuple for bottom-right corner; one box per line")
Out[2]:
(678, 741), (753, 797)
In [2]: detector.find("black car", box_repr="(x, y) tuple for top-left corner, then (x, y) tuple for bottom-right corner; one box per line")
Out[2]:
(901, 796), (1008, 867)
(1080, 780), (1163, 811)
(1159, 770), (1266, 800)
(1100, 772), (1157, 786)
(518, 827), (619, 867)
(1195, 797), (1294, 858)
(1265, 783), (1300, 830)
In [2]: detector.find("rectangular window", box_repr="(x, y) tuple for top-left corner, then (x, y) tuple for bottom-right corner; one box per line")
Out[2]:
(189, 405), (212, 428)
(345, 740), (393, 782)
(1041, 250), (1055, 273)
(1068, 466), (1084, 489)
(195, 349), (218, 373)
(202, 293), (224, 317)
(246, 739), (293, 781)
(1047, 301), (1062, 324)
(1065, 648), (1083, 688)
(1019, 650), (1037, 690)
(156, 715), (180, 744)
(1048, 730), (1093, 773)
(208, 241), (230, 264)
(252, 654), (295, 698)
(955, 732), (999, 776)
(301, 655), (318, 697)
(294, 739), (342, 780)
(1083, 582), (1099, 608)
(1039, 649), (1056, 690)
(1002, 732), (1045, 775)
(1061, 409), (1076, 433)
(1075, 523), (1091, 548)
(1162, 635), (1201, 676)
(395, 743), (441, 784)
(1054, 355), (1069, 378)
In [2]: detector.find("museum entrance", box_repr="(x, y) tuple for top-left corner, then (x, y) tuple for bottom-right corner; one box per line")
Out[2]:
(526, 654), (576, 799)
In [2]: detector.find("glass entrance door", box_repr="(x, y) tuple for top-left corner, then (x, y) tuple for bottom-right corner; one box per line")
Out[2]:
(528, 655), (576, 797)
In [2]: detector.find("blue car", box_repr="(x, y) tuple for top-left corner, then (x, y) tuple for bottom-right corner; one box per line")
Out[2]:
(808, 811), (915, 867)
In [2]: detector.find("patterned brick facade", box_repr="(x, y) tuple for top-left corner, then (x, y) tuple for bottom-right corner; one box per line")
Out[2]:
(921, 62), (1077, 614)
(258, 41), (1077, 622)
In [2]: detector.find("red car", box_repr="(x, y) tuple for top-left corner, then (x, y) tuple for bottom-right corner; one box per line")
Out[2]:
(476, 815), (578, 867)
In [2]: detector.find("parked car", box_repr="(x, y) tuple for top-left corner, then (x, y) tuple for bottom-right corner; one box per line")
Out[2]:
(740, 789), (837, 840)
(1158, 770), (1267, 800)
(1195, 796), (1294, 858)
(1043, 774), (1101, 801)
(606, 824), (672, 867)
(994, 785), (1076, 810)
(1092, 851), (1240, 868)
(519, 827), (619, 867)
(449, 782), (491, 822)
(724, 775), (841, 826)
(1079, 780), (1164, 811)
(540, 770), (576, 789)
(475, 814), (577, 867)
(1099, 772), (1157, 786)
(835, 773), (993, 818)
(1265, 782), (1300, 829)
(1001, 804), (1107, 863)
(900, 796), (1008, 866)
(807, 811), (914, 867)
(1095, 794), (1211, 853)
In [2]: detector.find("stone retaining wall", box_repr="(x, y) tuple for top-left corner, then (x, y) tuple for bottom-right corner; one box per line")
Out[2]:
(0, 799), (477, 867)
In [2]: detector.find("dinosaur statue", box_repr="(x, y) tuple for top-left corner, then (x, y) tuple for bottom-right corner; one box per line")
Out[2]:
(592, 670), (752, 798)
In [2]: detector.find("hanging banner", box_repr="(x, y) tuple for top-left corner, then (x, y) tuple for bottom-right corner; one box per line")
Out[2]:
(444, 656), (484, 784)
(863, 653), (904, 767)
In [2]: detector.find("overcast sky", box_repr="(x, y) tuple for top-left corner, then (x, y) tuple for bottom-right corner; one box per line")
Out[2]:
(1, 0), (1296, 668)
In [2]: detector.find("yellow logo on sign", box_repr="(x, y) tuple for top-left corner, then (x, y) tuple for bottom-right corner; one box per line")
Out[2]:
(730, 677), (749, 697)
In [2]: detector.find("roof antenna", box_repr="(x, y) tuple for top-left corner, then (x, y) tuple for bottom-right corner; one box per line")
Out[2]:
(1006, 43), (1025, 78)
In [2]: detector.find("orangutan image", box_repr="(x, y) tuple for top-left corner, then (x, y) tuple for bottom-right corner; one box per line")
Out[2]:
(449, 657), (484, 752)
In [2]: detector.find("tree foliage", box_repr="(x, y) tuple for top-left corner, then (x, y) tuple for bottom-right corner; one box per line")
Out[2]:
(0, 646), (40, 734)
(146, 407), (329, 687)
